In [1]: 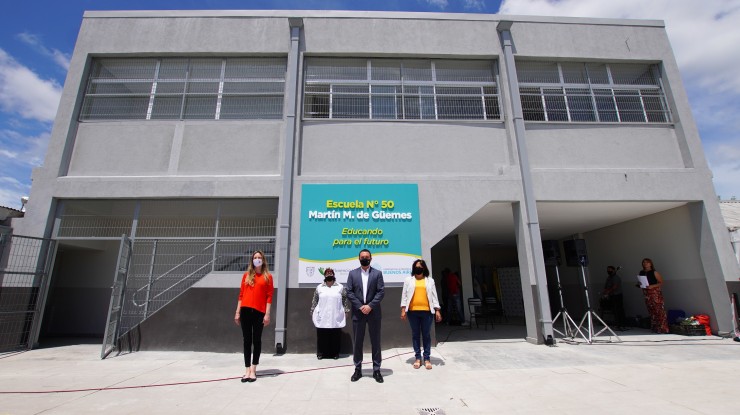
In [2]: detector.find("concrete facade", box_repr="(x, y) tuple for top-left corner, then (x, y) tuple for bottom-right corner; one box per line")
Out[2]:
(11, 10), (740, 354)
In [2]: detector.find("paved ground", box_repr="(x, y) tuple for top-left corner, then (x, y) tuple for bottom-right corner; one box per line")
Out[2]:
(1, 326), (739, 414)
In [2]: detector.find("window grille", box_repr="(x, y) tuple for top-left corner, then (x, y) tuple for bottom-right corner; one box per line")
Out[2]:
(80, 57), (287, 121)
(303, 58), (500, 120)
(517, 61), (670, 123)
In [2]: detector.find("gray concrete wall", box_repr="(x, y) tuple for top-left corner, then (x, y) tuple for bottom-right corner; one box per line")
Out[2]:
(300, 123), (509, 176)
(303, 18), (499, 57)
(526, 125), (684, 169)
(68, 122), (283, 176)
(135, 286), (412, 354)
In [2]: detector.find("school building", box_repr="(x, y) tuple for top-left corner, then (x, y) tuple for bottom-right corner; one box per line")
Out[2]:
(6, 10), (739, 356)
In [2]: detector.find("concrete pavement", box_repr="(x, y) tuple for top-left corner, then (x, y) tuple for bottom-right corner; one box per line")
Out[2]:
(1, 326), (739, 414)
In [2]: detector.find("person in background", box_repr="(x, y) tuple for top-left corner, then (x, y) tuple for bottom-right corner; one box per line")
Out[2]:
(601, 265), (626, 331)
(310, 268), (349, 360)
(234, 250), (273, 383)
(637, 258), (669, 333)
(443, 268), (463, 325)
(401, 259), (442, 370)
(345, 249), (385, 383)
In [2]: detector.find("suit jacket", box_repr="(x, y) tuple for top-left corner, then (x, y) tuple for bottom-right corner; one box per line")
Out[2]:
(345, 266), (385, 319)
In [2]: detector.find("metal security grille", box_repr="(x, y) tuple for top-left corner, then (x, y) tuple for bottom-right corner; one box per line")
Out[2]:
(304, 58), (500, 120)
(517, 61), (671, 123)
(117, 237), (275, 337)
(56, 200), (278, 240)
(80, 57), (287, 121)
(57, 200), (136, 239)
(0, 234), (55, 352)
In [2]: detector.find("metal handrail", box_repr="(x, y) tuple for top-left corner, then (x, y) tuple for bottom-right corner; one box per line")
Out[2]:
(131, 241), (215, 307)
(144, 260), (215, 305)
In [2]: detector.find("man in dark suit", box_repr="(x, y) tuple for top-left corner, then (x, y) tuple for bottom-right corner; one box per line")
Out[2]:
(345, 249), (385, 383)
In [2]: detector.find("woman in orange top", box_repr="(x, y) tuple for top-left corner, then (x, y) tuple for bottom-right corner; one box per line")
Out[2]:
(234, 250), (274, 383)
(400, 259), (442, 370)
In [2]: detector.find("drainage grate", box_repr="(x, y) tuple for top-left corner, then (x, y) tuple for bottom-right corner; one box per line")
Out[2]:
(417, 408), (445, 415)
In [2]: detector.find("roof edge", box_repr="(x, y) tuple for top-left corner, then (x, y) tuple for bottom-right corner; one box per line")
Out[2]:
(81, 10), (665, 27)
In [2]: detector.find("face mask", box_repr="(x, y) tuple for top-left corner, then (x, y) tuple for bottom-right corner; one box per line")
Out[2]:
(324, 277), (335, 283)
(608, 271), (615, 276)
(359, 258), (371, 267)
(253, 258), (263, 267)
(413, 267), (424, 275)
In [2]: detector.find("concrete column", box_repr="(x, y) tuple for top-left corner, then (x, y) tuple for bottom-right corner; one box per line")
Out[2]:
(457, 233), (473, 322)
(274, 18), (303, 354)
(689, 201), (738, 334)
(512, 202), (540, 343)
(498, 21), (553, 345)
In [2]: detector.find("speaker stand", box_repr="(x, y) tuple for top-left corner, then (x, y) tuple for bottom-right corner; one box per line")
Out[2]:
(550, 265), (585, 340)
(574, 260), (621, 344)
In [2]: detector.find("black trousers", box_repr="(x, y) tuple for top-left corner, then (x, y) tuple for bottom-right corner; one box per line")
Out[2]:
(602, 294), (626, 327)
(316, 328), (341, 358)
(240, 307), (265, 367)
(352, 311), (382, 371)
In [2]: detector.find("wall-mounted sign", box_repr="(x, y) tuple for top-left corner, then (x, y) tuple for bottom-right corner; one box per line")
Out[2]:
(298, 183), (421, 284)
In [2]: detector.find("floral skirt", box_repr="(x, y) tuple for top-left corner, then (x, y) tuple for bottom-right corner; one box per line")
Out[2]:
(643, 287), (669, 333)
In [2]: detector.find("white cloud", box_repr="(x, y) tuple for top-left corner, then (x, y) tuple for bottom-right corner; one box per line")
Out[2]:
(0, 148), (19, 158)
(424, 0), (449, 8)
(464, 0), (486, 10)
(16, 32), (71, 71)
(0, 128), (48, 210)
(0, 48), (62, 123)
(708, 161), (740, 200)
(0, 129), (50, 168)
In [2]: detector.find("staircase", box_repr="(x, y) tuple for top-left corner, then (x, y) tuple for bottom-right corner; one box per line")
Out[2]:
(112, 238), (261, 354)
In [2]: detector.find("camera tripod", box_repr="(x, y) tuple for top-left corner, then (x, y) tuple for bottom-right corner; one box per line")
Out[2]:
(574, 257), (621, 343)
(550, 264), (585, 340)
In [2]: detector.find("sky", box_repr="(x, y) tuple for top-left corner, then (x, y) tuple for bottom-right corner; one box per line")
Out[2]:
(0, 0), (739, 210)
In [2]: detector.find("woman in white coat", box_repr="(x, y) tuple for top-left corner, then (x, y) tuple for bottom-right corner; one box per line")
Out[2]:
(400, 259), (442, 370)
(310, 268), (349, 359)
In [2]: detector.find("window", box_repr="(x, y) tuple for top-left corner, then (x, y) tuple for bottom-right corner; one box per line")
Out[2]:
(80, 57), (287, 121)
(303, 58), (500, 120)
(517, 61), (671, 123)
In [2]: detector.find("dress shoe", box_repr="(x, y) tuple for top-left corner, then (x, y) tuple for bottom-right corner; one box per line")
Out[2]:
(373, 370), (384, 383)
(350, 369), (362, 382)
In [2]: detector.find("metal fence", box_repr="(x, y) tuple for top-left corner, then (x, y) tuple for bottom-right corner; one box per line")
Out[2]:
(116, 237), (275, 339)
(0, 234), (55, 353)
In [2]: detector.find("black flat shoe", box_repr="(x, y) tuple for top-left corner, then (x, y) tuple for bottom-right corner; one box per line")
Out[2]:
(241, 376), (249, 383)
(246, 376), (257, 383)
